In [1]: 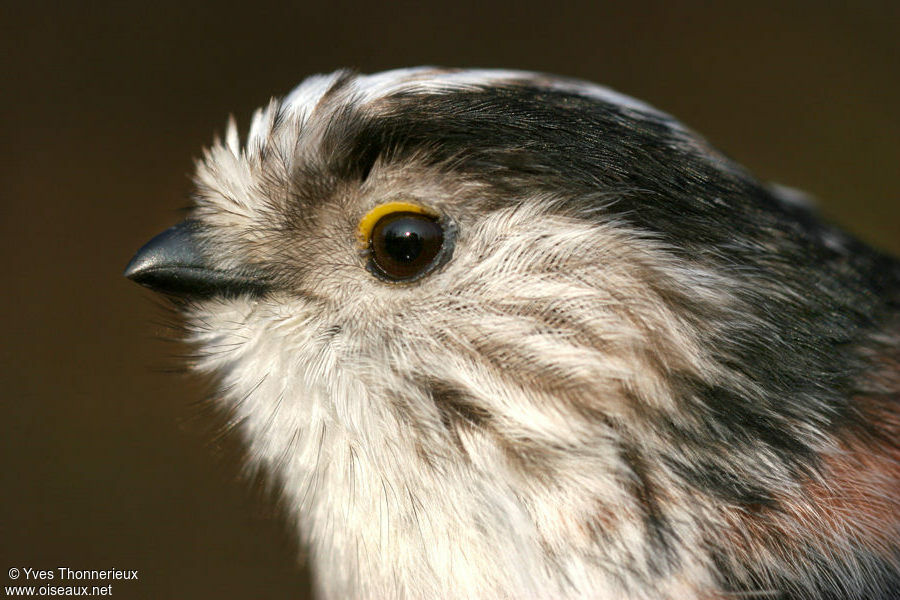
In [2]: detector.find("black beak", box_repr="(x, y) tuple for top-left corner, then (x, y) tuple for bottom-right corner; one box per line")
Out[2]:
(124, 220), (267, 297)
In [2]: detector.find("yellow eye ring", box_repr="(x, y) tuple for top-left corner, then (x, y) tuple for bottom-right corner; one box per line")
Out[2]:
(357, 202), (435, 248)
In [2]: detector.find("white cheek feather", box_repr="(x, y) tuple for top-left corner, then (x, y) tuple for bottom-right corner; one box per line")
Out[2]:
(183, 200), (740, 599)
(187, 306), (564, 598)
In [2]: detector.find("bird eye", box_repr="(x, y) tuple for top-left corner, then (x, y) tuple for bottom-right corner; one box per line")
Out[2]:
(357, 202), (450, 282)
(370, 212), (444, 281)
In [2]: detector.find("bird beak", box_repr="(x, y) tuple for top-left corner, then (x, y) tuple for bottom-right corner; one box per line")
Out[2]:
(124, 220), (266, 297)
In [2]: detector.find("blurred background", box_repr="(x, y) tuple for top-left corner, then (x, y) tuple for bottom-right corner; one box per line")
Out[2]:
(1, 2), (897, 598)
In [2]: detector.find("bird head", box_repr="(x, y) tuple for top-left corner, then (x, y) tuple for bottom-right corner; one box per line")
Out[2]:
(126, 68), (899, 599)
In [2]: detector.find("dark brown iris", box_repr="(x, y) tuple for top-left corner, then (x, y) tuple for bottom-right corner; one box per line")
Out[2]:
(370, 212), (444, 281)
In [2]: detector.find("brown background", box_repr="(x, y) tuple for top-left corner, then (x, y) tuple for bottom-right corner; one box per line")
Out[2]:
(1, 2), (897, 598)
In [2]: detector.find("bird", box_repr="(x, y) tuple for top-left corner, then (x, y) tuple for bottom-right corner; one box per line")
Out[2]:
(125, 67), (899, 599)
